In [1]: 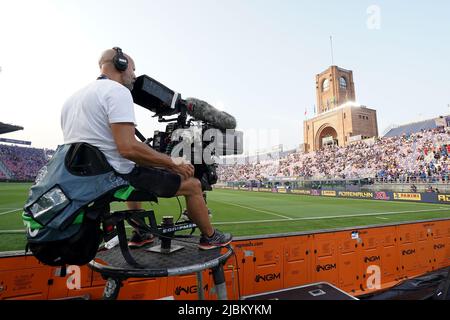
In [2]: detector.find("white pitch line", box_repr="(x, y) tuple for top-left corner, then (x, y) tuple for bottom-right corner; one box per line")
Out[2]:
(300, 208), (449, 221)
(213, 218), (289, 226)
(1, 208), (449, 233)
(213, 200), (293, 220)
(0, 208), (22, 216)
(211, 208), (450, 226)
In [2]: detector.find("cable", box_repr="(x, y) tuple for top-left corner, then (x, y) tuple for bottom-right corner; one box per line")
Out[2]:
(175, 197), (198, 235)
(175, 197), (183, 223)
(233, 251), (242, 299)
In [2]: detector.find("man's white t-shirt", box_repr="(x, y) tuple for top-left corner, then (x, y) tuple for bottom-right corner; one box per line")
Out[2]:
(61, 79), (136, 174)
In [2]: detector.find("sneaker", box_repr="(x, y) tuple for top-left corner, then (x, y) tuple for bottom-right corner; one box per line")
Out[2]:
(128, 230), (155, 249)
(198, 229), (232, 250)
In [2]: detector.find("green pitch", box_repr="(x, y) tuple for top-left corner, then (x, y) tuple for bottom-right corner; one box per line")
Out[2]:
(1, 183), (450, 252)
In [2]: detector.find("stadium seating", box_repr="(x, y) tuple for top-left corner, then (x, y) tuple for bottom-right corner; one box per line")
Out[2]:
(0, 144), (51, 181)
(1, 128), (449, 184)
(218, 128), (450, 183)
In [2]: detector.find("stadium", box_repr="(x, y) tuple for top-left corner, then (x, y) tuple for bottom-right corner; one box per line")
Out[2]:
(1, 67), (450, 300)
(1, 2), (449, 304)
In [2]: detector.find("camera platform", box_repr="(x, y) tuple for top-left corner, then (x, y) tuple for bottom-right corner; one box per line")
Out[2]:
(89, 237), (234, 300)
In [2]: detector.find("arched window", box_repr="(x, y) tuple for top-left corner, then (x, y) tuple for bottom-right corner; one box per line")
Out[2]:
(339, 77), (347, 89)
(322, 79), (330, 92)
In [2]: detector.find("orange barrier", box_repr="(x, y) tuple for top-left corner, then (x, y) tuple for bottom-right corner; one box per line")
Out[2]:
(1, 218), (449, 300)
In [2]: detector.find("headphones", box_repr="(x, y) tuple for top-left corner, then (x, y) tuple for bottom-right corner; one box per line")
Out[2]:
(112, 47), (129, 72)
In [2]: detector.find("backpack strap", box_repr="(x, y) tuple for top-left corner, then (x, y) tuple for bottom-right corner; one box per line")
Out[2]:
(116, 220), (141, 268)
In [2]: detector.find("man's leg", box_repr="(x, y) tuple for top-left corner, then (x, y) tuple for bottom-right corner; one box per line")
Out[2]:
(126, 201), (155, 248)
(181, 192), (212, 222)
(175, 177), (232, 250)
(125, 167), (231, 250)
(175, 178), (214, 238)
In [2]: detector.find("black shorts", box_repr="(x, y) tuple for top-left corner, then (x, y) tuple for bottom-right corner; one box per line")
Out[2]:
(124, 166), (181, 198)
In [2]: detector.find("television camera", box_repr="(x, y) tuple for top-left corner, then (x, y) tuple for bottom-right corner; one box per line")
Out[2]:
(131, 75), (243, 191)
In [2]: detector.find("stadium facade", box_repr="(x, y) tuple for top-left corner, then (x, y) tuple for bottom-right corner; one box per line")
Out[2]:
(304, 66), (379, 152)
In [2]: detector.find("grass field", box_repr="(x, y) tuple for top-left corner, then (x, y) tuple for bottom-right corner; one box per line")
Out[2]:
(1, 183), (450, 252)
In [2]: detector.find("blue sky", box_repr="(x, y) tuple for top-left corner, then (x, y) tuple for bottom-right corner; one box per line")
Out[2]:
(0, 0), (449, 153)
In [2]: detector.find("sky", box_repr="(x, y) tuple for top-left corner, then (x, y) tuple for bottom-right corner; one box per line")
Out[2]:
(0, 0), (449, 154)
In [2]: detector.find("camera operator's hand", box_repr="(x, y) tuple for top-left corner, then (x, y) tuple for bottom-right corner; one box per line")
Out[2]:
(170, 157), (194, 180)
(171, 163), (195, 180)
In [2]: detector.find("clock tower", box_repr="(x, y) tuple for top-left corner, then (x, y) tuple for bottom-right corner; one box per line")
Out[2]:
(303, 66), (379, 152)
(316, 66), (356, 114)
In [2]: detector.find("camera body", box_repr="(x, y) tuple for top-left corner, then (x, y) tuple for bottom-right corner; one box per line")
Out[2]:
(151, 123), (219, 191)
(132, 75), (243, 191)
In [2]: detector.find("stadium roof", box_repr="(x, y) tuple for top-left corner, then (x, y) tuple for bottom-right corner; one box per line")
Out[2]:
(0, 122), (23, 135)
(384, 118), (439, 138)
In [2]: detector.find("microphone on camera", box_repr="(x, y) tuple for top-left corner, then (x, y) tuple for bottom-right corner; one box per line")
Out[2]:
(184, 98), (237, 130)
(131, 75), (237, 130)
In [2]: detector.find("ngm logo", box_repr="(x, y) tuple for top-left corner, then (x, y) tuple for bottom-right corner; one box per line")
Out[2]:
(316, 264), (337, 273)
(364, 256), (381, 263)
(175, 284), (209, 296)
(402, 249), (416, 256)
(255, 273), (281, 283)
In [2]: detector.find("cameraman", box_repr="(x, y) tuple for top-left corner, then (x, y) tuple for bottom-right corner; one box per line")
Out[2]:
(61, 47), (232, 250)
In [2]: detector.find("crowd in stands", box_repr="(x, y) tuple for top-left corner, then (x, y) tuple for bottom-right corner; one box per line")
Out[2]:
(0, 144), (51, 181)
(1, 128), (449, 184)
(218, 128), (450, 184)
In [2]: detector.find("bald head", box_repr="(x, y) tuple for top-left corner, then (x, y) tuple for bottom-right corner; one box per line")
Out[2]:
(98, 49), (117, 69)
(99, 49), (134, 69)
(98, 48), (136, 91)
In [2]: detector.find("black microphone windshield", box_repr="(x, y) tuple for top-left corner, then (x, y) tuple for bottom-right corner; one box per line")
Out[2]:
(185, 98), (237, 130)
